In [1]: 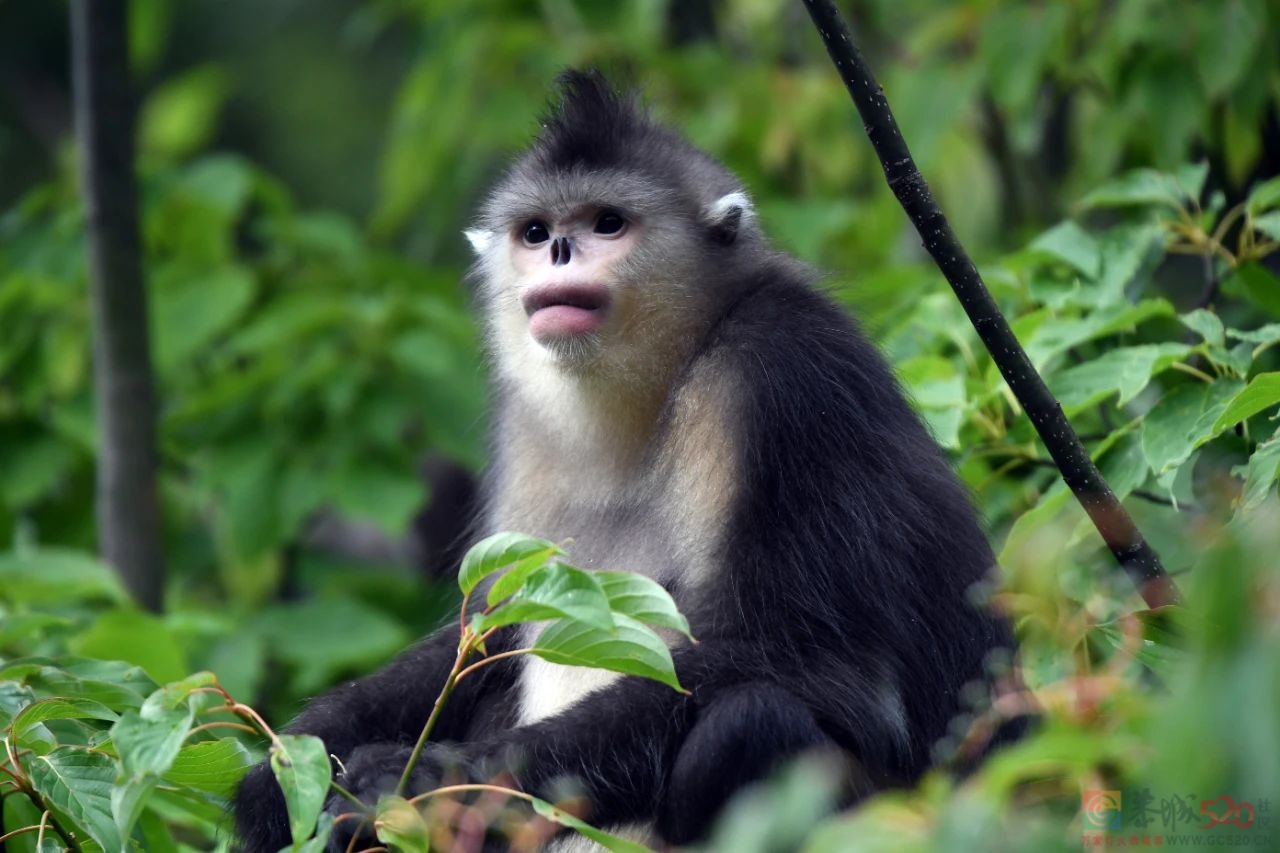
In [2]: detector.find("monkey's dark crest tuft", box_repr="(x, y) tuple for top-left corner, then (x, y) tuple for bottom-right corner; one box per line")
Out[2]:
(535, 69), (650, 171)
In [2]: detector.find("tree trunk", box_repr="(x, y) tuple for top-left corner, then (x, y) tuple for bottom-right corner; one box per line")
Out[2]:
(70, 0), (165, 611)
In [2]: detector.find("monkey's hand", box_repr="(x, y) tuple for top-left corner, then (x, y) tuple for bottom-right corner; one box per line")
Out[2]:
(325, 741), (470, 853)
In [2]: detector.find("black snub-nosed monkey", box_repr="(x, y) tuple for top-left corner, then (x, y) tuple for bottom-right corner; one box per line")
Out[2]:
(232, 69), (1019, 853)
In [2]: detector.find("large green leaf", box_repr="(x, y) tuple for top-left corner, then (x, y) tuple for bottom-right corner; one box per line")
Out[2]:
(1, 660), (154, 712)
(1212, 373), (1280, 432)
(68, 610), (190, 685)
(531, 613), (684, 692)
(112, 705), (194, 778)
(9, 698), (119, 740)
(110, 703), (196, 841)
(163, 739), (254, 797)
(1141, 380), (1244, 474)
(251, 597), (410, 694)
(28, 749), (122, 852)
(1239, 434), (1280, 511)
(1078, 164), (1206, 211)
(1028, 220), (1100, 278)
(270, 734), (331, 846)
(1049, 344), (1189, 413)
(479, 564), (616, 634)
(458, 532), (562, 596)
(0, 550), (128, 605)
(595, 572), (692, 639)
(150, 265), (256, 375)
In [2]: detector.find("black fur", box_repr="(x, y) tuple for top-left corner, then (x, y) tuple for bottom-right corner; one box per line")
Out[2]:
(233, 72), (1017, 852)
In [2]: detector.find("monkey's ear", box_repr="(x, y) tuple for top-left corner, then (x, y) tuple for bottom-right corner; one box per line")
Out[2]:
(704, 192), (753, 245)
(464, 229), (494, 254)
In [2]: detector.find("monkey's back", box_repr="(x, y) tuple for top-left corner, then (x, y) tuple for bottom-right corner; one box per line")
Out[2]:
(688, 257), (1010, 781)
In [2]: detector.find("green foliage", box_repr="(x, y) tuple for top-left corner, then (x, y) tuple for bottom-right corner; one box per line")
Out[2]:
(2, 1), (1279, 850)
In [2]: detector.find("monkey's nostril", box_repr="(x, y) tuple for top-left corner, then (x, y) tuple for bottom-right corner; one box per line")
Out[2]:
(551, 237), (572, 267)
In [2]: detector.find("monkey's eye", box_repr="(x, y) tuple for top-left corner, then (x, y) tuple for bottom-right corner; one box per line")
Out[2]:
(522, 221), (550, 245)
(594, 211), (627, 236)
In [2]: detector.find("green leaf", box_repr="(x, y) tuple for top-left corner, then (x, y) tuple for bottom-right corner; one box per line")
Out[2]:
(897, 355), (966, 448)
(110, 702), (196, 841)
(1078, 167), (1203, 211)
(1028, 221), (1100, 278)
(480, 564), (616, 634)
(1228, 320), (1280, 345)
(531, 613), (684, 692)
(28, 748), (123, 852)
(458, 532), (562, 596)
(270, 734), (331, 846)
(9, 698), (119, 740)
(112, 704), (194, 778)
(1231, 264), (1280, 319)
(139, 64), (230, 160)
(530, 796), (655, 853)
(595, 572), (692, 639)
(374, 795), (430, 850)
(1213, 372), (1280, 432)
(1239, 434), (1280, 511)
(164, 739), (254, 797)
(2, 659), (154, 711)
(150, 265), (256, 375)
(1141, 381), (1245, 474)
(140, 671), (218, 715)
(251, 598), (410, 695)
(1252, 211), (1280, 242)
(0, 549), (128, 605)
(1193, 0), (1265, 97)
(1247, 175), (1280, 215)
(1180, 309), (1226, 347)
(329, 465), (427, 537)
(1024, 299), (1174, 367)
(293, 812), (336, 853)
(486, 544), (568, 605)
(68, 609), (190, 684)
(1049, 344), (1189, 412)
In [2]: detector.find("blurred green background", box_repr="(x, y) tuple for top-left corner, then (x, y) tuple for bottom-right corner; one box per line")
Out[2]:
(2, 1), (1280, 850)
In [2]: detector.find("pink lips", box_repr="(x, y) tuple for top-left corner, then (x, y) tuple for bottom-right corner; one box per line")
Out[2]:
(522, 284), (610, 340)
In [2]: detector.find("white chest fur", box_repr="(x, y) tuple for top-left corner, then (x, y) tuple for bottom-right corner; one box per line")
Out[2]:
(518, 655), (623, 724)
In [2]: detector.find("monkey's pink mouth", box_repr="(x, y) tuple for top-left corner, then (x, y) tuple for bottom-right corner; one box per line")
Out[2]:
(522, 284), (610, 340)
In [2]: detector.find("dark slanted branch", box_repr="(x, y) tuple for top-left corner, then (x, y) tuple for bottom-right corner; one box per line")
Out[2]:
(71, 0), (165, 610)
(800, 0), (1180, 609)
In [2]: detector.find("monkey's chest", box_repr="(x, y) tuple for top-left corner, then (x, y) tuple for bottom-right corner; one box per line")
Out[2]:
(517, 652), (623, 724)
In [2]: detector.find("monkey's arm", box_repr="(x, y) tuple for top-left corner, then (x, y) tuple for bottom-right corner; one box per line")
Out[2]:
(232, 624), (517, 853)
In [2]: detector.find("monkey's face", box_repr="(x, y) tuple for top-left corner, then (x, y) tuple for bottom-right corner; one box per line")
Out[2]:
(506, 206), (640, 353)
(471, 190), (708, 381)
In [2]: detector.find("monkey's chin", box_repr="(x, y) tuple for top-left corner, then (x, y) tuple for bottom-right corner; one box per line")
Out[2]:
(531, 330), (604, 370)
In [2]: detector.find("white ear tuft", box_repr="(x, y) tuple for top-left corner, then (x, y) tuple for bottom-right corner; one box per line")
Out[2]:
(708, 191), (754, 223)
(705, 191), (754, 245)
(464, 229), (493, 254)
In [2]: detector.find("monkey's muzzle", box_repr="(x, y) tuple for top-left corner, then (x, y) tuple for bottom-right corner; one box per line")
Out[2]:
(522, 283), (611, 340)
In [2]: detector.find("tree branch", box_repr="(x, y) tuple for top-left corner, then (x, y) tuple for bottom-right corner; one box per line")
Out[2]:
(71, 0), (165, 610)
(800, 0), (1179, 609)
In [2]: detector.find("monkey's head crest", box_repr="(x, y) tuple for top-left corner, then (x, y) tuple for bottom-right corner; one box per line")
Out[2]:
(532, 69), (653, 172)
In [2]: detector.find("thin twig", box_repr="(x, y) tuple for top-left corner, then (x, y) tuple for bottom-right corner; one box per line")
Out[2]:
(801, 0), (1178, 608)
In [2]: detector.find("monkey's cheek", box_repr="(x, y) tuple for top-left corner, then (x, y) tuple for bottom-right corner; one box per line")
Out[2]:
(528, 305), (607, 342)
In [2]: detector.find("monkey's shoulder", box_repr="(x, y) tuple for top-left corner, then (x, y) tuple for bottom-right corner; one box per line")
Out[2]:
(697, 267), (917, 431)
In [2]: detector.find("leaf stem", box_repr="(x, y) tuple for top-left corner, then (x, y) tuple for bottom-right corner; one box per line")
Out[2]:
(395, 648), (465, 796)
(454, 648), (532, 684)
(407, 782), (535, 808)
